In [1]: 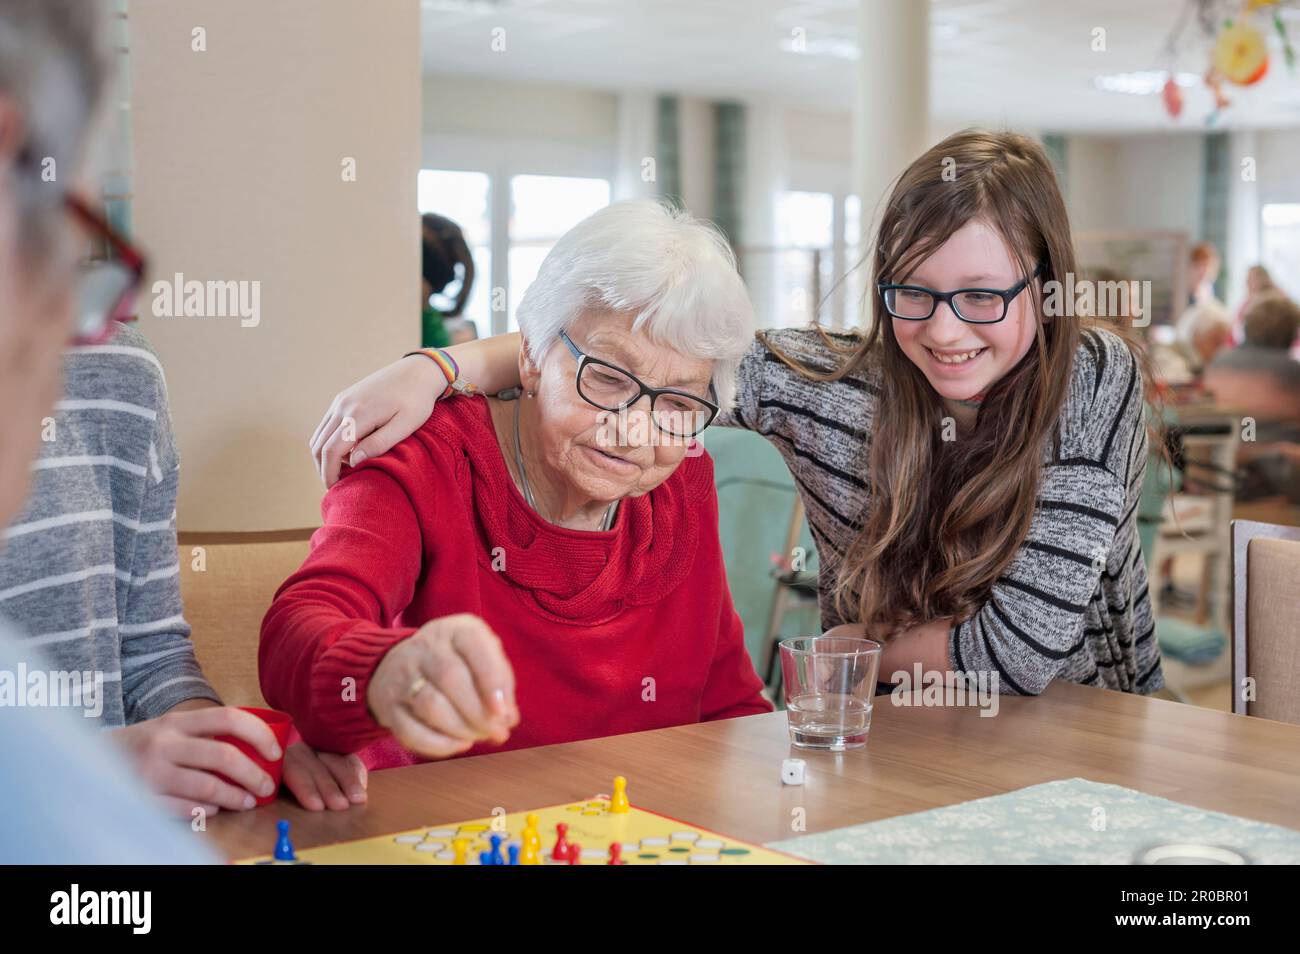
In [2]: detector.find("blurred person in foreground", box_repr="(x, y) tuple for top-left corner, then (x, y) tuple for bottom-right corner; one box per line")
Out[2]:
(0, 0), (217, 862)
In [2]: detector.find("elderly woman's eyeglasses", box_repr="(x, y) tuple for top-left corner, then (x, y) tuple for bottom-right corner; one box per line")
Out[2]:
(559, 330), (719, 439)
(65, 194), (147, 346)
(878, 262), (1044, 324)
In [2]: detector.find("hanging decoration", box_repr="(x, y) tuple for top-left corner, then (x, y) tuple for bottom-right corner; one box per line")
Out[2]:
(1158, 0), (1298, 123)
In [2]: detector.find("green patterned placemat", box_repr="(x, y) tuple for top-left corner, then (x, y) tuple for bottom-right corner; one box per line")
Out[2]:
(767, 778), (1300, 864)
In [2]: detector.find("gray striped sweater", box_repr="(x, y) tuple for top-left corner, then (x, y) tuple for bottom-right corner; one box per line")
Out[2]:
(0, 323), (219, 727)
(719, 326), (1164, 696)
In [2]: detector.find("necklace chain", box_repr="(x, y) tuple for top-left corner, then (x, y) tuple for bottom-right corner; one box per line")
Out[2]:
(513, 397), (616, 531)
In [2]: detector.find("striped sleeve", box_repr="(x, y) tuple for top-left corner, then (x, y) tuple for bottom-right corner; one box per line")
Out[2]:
(119, 357), (220, 722)
(713, 332), (786, 434)
(713, 329), (875, 543)
(718, 329), (863, 436)
(948, 330), (1144, 695)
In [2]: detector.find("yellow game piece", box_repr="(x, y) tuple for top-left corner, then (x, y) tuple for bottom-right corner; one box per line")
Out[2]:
(517, 812), (541, 864)
(610, 775), (629, 813)
(451, 838), (469, 865)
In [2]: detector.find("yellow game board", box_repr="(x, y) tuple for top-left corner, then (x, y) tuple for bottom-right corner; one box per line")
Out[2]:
(239, 795), (807, 865)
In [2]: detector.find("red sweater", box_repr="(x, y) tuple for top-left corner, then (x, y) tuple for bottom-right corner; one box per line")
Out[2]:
(260, 396), (770, 769)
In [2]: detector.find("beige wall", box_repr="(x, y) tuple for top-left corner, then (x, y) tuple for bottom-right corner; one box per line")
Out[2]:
(129, 0), (420, 531)
(423, 72), (617, 146)
(1065, 133), (1204, 236)
(677, 96), (716, 220)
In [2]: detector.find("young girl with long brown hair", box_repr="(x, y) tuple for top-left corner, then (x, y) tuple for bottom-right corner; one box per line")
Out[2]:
(311, 129), (1163, 697)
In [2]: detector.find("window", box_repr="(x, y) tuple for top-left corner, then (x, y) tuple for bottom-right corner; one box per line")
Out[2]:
(772, 190), (835, 329)
(1261, 203), (1300, 302)
(418, 169), (492, 338)
(842, 193), (866, 328)
(776, 191), (835, 249)
(507, 174), (611, 328)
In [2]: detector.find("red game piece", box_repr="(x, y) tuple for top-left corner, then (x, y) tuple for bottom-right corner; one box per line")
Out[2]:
(213, 707), (293, 807)
(608, 843), (623, 865)
(567, 842), (581, 865)
(551, 823), (569, 862)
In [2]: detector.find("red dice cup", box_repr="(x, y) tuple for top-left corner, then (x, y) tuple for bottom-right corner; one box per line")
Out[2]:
(214, 706), (293, 807)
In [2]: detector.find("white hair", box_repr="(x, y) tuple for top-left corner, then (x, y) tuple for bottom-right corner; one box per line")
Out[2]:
(515, 199), (755, 411)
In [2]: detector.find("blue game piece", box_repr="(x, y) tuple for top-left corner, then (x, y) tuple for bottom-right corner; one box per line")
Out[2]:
(508, 844), (520, 866)
(274, 819), (295, 861)
(479, 850), (492, 866)
(488, 833), (504, 866)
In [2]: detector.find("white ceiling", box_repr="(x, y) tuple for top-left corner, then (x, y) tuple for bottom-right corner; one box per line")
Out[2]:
(420, 0), (1300, 131)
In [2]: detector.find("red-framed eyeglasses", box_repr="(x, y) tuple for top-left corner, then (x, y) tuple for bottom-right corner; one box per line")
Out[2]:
(65, 193), (147, 346)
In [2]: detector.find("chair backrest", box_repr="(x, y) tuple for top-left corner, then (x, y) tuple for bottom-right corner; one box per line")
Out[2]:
(706, 428), (820, 653)
(178, 529), (316, 708)
(1231, 519), (1300, 723)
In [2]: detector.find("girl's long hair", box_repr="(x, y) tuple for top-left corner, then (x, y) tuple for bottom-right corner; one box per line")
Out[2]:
(770, 129), (1095, 634)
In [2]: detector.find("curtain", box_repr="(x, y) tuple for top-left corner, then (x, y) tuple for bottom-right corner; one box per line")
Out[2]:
(655, 95), (682, 209)
(1200, 131), (1231, 289)
(712, 101), (745, 245)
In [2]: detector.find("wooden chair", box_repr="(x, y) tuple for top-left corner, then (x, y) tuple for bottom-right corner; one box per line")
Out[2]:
(759, 496), (820, 700)
(1153, 416), (1240, 635)
(1230, 519), (1300, 724)
(177, 529), (317, 709)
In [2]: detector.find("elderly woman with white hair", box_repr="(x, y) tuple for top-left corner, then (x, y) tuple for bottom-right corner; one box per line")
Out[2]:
(265, 199), (771, 769)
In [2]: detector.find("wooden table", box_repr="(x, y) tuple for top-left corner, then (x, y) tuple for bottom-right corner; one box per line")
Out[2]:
(204, 681), (1300, 861)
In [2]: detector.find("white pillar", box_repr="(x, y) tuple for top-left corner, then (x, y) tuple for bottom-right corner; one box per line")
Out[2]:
(1226, 130), (1260, 314)
(851, 0), (930, 249)
(613, 91), (658, 202)
(742, 103), (787, 329)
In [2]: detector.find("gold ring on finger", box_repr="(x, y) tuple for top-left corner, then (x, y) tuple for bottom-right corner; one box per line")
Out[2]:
(406, 676), (429, 702)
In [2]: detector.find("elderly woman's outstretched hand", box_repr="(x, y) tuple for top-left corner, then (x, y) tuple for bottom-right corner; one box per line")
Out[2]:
(367, 614), (520, 758)
(311, 355), (445, 488)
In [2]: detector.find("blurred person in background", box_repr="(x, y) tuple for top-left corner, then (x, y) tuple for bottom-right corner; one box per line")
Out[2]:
(1204, 293), (1300, 503)
(422, 212), (475, 349)
(1175, 242), (1230, 373)
(1184, 242), (1223, 311)
(1229, 264), (1276, 346)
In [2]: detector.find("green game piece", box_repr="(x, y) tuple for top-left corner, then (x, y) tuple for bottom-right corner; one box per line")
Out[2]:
(668, 846), (690, 853)
(719, 847), (751, 855)
(637, 852), (659, 860)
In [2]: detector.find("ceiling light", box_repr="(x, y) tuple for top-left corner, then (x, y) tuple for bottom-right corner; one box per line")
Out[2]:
(1094, 70), (1199, 95)
(780, 37), (859, 60)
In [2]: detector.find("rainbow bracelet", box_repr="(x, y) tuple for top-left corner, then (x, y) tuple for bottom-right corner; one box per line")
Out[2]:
(406, 348), (478, 399)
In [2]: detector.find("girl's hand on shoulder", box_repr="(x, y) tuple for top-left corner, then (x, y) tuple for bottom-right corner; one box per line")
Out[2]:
(311, 355), (446, 488)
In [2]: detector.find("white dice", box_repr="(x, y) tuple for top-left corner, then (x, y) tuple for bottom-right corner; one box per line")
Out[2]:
(781, 758), (806, 785)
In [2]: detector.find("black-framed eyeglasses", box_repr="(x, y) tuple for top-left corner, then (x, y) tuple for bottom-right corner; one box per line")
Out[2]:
(878, 262), (1044, 324)
(559, 330), (719, 439)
